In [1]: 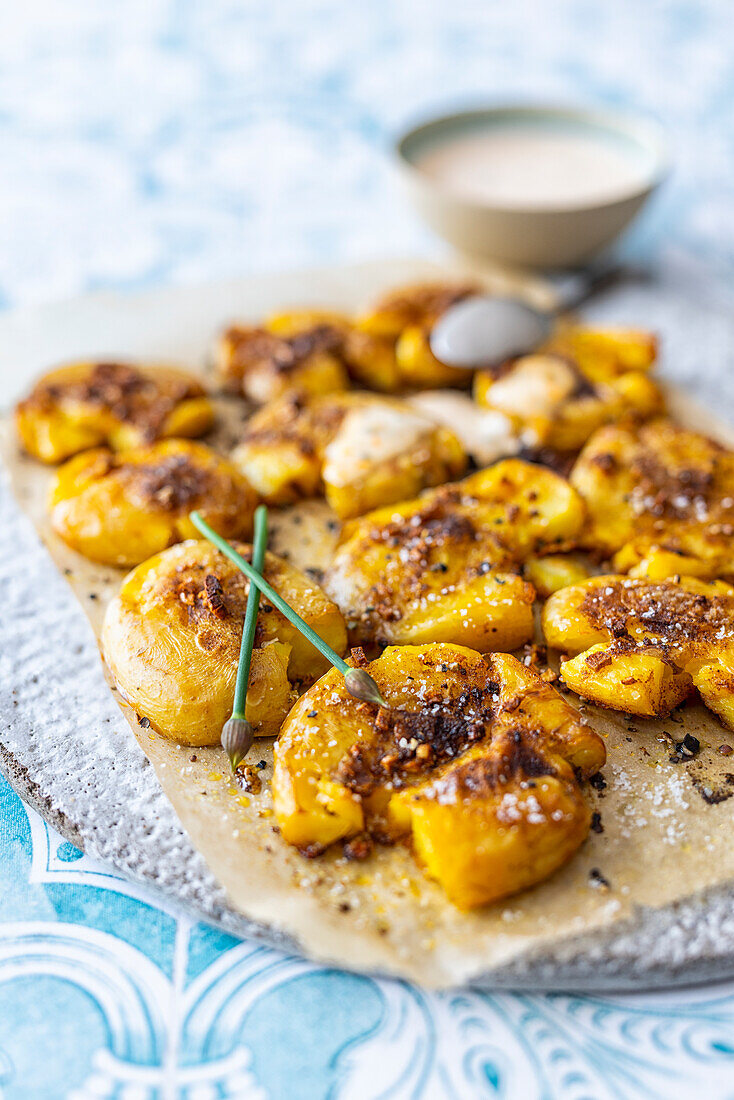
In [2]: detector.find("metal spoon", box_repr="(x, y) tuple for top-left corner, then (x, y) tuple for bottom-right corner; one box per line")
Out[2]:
(430, 262), (621, 369)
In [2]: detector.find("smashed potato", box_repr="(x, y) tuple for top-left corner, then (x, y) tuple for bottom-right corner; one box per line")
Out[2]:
(232, 391), (466, 518)
(267, 308), (402, 392)
(324, 459), (585, 651)
(49, 439), (257, 567)
(216, 321), (348, 403)
(543, 574), (734, 726)
(357, 281), (480, 389)
(523, 554), (592, 598)
(231, 391), (354, 504)
(474, 326), (662, 453)
(570, 419), (734, 580)
(273, 644), (606, 909)
(102, 540), (347, 744)
(15, 361), (214, 464)
(550, 325), (658, 379)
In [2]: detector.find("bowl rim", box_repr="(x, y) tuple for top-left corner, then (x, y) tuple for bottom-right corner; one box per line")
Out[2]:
(394, 101), (670, 215)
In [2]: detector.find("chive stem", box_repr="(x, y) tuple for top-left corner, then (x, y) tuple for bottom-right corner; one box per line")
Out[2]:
(232, 504), (268, 719)
(189, 509), (387, 708)
(191, 509), (350, 676)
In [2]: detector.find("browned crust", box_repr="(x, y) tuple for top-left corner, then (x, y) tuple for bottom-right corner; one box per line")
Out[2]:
(579, 578), (734, 651)
(20, 362), (205, 441)
(371, 282), (479, 330)
(221, 324), (343, 385)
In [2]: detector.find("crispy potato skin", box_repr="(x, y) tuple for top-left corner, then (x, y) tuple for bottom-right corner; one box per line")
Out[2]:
(273, 644), (605, 909)
(15, 362), (214, 464)
(474, 327), (662, 453)
(215, 322), (349, 403)
(102, 540), (347, 744)
(230, 392), (362, 505)
(49, 439), (258, 567)
(231, 392), (466, 518)
(543, 574), (734, 724)
(356, 281), (479, 390)
(268, 309), (404, 393)
(523, 554), (592, 598)
(217, 283), (483, 398)
(324, 459), (585, 651)
(571, 418), (734, 580)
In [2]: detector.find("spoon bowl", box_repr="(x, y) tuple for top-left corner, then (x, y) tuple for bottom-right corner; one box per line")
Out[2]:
(430, 295), (552, 369)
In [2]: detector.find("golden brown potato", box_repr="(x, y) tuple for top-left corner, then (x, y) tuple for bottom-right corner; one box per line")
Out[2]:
(570, 419), (734, 581)
(232, 391), (466, 518)
(273, 643), (606, 909)
(324, 459), (585, 651)
(15, 361), (214, 464)
(357, 281), (480, 390)
(543, 574), (734, 726)
(231, 391), (353, 504)
(523, 554), (592, 598)
(550, 324), (658, 379)
(102, 540), (347, 744)
(49, 439), (257, 567)
(215, 321), (349, 403)
(266, 308), (403, 392)
(474, 326), (662, 453)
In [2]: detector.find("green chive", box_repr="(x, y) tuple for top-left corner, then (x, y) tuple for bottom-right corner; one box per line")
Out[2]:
(220, 505), (268, 770)
(189, 509), (387, 709)
(233, 504), (268, 719)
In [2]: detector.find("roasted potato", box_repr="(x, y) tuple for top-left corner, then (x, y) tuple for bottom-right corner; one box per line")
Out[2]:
(321, 399), (466, 520)
(474, 326), (662, 453)
(357, 281), (480, 390)
(15, 361), (214, 464)
(570, 419), (734, 581)
(265, 308), (403, 393)
(523, 554), (593, 598)
(231, 391), (354, 505)
(49, 439), (257, 567)
(102, 540), (347, 744)
(273, 643), (606, 908)
(232, 391), (466, 518)
(550, 324), (658, 379)
(324, 459), (585, 651)
(216, 321), (348, 404)
(543, 574), (734, 726)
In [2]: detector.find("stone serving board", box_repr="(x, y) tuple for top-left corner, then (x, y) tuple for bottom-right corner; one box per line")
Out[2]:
(2, 257), (734, 992)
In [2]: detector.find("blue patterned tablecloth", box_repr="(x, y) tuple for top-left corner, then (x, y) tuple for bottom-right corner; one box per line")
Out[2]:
(2, 3), (734, 1097)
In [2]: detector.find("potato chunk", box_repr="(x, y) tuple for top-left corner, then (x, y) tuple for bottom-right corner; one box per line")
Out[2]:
(102, 540), (347, 744)
(570, 419), (734, 580)
(324, 459), (585, 651)
(543, 574), (734, 725)
(474, 326), (662, 453)
(216, 321), (348, 403)
(273, 644), (605, 908)
(357, 281), (480, 389)
(267, 308), (403, 393)
(49, 439), (257, 567)
(15, 361), (214, 464)
(232, 391), (466, 518)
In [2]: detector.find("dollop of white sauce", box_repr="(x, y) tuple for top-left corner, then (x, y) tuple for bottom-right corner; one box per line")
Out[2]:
(485, 356), (578, 419)
(408, 391), (517, 467)
(323, 403), (435, 486)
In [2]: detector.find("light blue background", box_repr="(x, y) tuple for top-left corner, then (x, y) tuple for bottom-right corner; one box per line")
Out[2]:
(2, 2), (734, 1097)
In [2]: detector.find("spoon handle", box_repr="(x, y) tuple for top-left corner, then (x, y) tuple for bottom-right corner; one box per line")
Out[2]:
(545, 258), (623, 314)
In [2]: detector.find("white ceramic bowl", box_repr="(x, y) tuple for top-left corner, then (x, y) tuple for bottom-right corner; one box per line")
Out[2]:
(396, 104), (669, 269)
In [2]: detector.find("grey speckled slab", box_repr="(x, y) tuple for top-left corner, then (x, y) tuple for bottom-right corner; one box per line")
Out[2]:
(3, 258), (734, 991)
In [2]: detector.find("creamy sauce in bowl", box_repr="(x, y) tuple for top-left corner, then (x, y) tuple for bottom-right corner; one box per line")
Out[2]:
(415, 125), (653, 209)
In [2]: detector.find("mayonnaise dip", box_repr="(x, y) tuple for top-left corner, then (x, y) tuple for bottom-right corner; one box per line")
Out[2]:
(416, 125), (650, 209)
